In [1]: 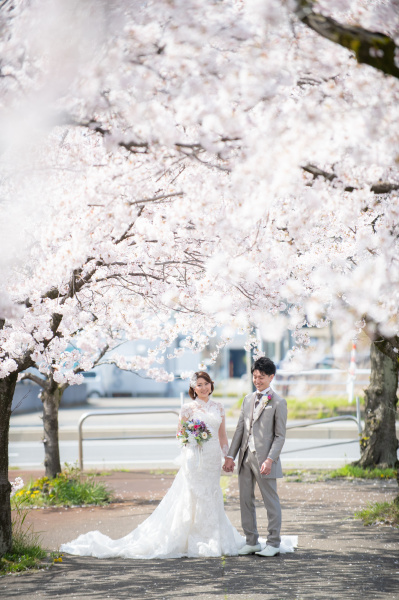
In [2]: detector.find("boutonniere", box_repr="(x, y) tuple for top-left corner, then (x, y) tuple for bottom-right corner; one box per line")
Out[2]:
(264, 394), (272, 407)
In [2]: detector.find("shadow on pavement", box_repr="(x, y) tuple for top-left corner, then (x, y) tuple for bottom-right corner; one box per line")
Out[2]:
(2, 539), (398, 600)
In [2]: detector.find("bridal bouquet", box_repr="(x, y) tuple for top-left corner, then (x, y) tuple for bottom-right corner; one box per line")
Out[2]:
(177, 419), (212, 447)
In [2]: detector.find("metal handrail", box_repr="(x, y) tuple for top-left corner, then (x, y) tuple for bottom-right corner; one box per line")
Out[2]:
(287, 415), (362, 435)
(78, 409), (180, 470)
(276, 369), (370, 375)
(77, 405), (363, 468)
(283, 412), (362, 455)
(282, 439), (359, 455)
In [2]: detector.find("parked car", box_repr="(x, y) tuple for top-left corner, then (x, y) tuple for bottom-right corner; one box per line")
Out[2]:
(315, 355), (336, 369)
(82, 371), (105, 398)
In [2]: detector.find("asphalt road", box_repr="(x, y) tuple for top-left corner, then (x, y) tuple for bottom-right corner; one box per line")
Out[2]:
(9, 437), (362, 470)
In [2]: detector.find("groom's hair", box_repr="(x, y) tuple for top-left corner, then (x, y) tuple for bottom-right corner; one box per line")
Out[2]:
(251, 357), (276, 376)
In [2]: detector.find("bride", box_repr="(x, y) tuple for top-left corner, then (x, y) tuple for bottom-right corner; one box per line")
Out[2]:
(60, 372), (295, 559)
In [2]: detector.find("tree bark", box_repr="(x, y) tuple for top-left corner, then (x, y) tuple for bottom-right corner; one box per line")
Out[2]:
(357, 343), (398, 468)
(293, 1), (399, 80)
(0, 372), (18, 556)
(42, 381), (65, 479)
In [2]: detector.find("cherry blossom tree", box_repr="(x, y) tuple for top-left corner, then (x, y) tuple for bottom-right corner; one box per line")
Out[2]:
(285, 0), (399, 470)
(1, 0), (399, 555)
(18, 341), (111, 479)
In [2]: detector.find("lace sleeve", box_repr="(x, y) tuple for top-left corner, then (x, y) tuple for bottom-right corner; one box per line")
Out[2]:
(214, 401), (225, 419)
(217, 402), (229, 457)
(179, 404), (192, 422)
(177, 403), (192, 435)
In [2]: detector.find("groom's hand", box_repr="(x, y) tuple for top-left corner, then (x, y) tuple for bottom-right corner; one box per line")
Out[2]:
(260, 458), (273, 475)
(223, 457), (235, 472)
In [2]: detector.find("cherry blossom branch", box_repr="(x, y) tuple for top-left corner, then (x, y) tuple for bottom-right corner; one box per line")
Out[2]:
(128, 192), (184, 206)
(19, 372), (46, 389)
(302, 163), (399, 194)
(293, 1), (399, 79)
(62, 116), (232, 171)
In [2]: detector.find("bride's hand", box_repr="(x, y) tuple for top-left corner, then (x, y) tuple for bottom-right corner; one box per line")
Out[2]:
(223, 457), (235, 472)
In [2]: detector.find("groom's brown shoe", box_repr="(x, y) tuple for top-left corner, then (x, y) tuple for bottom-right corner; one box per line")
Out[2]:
(238, 544), (261, 555)
(255, 545), (280, 557)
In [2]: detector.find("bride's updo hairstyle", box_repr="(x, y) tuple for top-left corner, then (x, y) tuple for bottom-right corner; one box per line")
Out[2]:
(189, 371), (215, 399)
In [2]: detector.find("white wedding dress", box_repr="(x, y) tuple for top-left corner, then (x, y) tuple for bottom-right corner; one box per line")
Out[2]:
(60, 399), (297, 559)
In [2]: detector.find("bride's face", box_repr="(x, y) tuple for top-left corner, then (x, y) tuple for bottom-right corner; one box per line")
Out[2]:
(194, 378), (212, 400)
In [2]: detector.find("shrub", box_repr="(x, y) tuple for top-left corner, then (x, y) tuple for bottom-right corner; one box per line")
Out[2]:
(11, 463), (114, 508)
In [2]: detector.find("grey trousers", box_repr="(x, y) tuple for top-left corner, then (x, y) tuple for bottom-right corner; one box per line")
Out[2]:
(239, 449), (281, 548)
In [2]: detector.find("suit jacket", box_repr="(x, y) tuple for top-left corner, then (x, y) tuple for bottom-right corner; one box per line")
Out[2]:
(228, 389), (287, 478)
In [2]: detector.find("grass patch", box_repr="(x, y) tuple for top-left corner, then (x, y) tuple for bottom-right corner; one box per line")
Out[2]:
(328, 464), (396, 479)
(282, 466), (396, 483)
(229, 395), (362, 420)
(2, 484), (61, 576)
(85, 468), (131, 476)
(355, 500), (399, 527)
(11, 463), (114, 508)
(0, 546), (50, 576)
(284, 469), (305, 482)
(0, 522), (55, 576)
(283, 469), (333, 482)
(3, 518), (46, 575)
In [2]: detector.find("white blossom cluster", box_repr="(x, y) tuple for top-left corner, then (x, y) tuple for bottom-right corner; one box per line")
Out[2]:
(10, 477), (24, 497)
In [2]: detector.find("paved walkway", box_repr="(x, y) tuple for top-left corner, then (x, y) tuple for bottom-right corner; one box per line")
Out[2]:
(2, 470), (398, 600)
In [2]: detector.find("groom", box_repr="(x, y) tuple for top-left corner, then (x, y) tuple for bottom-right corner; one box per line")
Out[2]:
(223, 356), (287, 557)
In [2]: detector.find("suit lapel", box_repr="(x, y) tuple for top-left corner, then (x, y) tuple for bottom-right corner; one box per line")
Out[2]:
(248, 392), (256, 425)
(253, 390), (273, 424)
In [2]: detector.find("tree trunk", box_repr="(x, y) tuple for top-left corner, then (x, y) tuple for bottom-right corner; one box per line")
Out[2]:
(42, 382), (64, 478)
(357, 342), (398, 468)
(0, 372), (18, 556)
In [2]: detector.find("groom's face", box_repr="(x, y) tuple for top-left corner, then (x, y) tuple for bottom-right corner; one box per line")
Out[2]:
(252, 369), (274, 392)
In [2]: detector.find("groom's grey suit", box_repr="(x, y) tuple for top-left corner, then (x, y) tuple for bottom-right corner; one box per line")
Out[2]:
(228, 389), (287, 548)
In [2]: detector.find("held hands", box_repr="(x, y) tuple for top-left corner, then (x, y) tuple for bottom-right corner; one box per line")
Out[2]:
(223, 457), (235, 473)
(260, 457), (273, 475)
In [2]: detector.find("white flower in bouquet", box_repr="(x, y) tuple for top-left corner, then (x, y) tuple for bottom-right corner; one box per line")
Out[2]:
(201, 432), (208, 439)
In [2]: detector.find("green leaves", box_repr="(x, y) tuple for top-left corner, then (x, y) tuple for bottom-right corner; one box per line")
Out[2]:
(11, 463), (114, 508)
